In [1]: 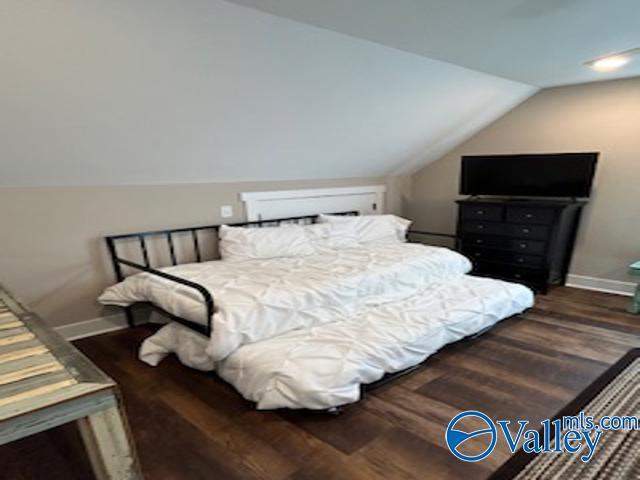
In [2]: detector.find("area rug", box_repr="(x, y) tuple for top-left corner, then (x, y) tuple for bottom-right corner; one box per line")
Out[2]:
(491, 348), (640, 479)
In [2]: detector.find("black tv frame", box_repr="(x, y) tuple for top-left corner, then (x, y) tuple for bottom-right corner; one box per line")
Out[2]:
(459, 152), (599, 198)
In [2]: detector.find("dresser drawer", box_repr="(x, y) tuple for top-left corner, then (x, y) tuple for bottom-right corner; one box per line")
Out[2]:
(462, 236), (546, 255)
(506, 207), (555, 224)
(506, 239), (546, 255)
(508, 253), (545, 267)
(460, 204), (503, 221)
(495, 266), (547, 285)
(462, 247), (544, 267)
(462, 236), (508, 249)
(462, 247), (496, 263)
(473, 261), (548, 286)
(461, 220), (505, 236)
(505, 224), (550, 240)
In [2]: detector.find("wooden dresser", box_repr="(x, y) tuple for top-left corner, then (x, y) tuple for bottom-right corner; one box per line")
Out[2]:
(456, 198), (585, 293)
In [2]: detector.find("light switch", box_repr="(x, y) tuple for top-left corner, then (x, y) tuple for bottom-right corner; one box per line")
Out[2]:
(220, 205), (233, 218)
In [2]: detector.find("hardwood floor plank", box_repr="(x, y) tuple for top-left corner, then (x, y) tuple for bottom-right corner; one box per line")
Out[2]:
(534, 297), (640, 330)
(119, 380), (251, 480)
(357, 427), (491, 480)
(280, 405), (393, 455)
(445, 334), (608, 392)
(544, 286), (629, 311)
(288, 448), (389, 480)
(526, 310), (640, 346)
(235, 410), (336, 466)
(491, 320), (630, 364)
(430, 349), (573, 400)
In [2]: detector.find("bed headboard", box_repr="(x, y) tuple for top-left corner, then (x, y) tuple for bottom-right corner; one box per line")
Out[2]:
(105, 211), (358, 283)
(240, 185), (386, 221)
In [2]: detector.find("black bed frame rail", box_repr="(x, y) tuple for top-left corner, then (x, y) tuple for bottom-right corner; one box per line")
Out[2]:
(105, 212), (457, 337)
(105, 211), (361, 336)
(406, 230), (459, 249)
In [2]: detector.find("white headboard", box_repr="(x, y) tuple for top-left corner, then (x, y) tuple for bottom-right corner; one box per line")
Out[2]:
(240, 185), (386, 221)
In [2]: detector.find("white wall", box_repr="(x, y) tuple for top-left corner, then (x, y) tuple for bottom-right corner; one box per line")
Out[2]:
(0, 0), (535, 187)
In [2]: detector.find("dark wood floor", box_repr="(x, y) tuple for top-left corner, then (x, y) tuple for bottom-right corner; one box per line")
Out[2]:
(1, 287), (639, 479)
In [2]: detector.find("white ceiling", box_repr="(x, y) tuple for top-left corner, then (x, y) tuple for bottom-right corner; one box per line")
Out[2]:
(227, 0), (640, 87)
(1, 0), (534, 186)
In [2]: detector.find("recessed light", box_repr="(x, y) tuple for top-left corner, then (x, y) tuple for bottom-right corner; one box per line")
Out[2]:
(590, 55), (630, 71)
(585, 47), (639, 72)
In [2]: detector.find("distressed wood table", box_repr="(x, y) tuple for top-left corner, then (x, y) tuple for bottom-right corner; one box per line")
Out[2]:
(0, 285), (142, 479)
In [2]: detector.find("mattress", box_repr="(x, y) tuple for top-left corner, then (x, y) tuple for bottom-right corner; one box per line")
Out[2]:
(139, 274), (533, 410)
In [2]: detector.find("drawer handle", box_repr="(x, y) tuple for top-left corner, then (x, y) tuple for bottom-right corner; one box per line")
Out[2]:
(514, 273), (522, 279)
(476, 210), (484, 215)
(519, 243), (528, 249)
(474, 252), (482, 257)
(525, 213), (533, 219)
(477, 224), (485, 230)
(517, 257), (524, 263)
(476, 239), (484, 244)
(522, 228), (530, 234)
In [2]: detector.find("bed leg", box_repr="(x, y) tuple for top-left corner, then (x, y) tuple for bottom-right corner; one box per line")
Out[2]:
(327, 407), (342, 416)
(124, 307), (135, 328)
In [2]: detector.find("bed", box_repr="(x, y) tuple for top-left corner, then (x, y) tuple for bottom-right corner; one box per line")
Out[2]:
(99, 212), (534, 410)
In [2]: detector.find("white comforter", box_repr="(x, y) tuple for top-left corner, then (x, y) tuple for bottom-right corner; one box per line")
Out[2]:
(99, 243), (534, 409)
(99, 243), (471, 361)
(140, 274), (533, 409)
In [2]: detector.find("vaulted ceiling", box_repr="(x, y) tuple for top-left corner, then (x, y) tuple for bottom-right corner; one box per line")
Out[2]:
(228, 0), (640, 87)
(1, 0), (536, 186)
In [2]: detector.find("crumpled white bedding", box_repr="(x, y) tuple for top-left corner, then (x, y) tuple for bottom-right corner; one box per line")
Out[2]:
(140, 274), (533, 409)
(99, 243), (471, 361)
(98, 242), (533, 410)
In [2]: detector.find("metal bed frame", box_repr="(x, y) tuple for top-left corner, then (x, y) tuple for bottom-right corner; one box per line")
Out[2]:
(104, 212), (459, 410)
(105, 212), (458, 336)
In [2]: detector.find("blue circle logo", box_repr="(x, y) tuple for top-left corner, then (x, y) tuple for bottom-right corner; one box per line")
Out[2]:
(446, 411), (497, 462)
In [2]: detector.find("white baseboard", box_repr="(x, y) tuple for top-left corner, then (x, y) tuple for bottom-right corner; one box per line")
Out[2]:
(55, 313), (129, 341)
(566, 274), (636, 297)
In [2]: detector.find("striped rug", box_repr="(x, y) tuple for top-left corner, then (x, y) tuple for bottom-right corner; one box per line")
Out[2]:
(493, 349), (640, 479)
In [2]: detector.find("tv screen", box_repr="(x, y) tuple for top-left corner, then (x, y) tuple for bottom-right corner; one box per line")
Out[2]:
(459, 153), (598, 197)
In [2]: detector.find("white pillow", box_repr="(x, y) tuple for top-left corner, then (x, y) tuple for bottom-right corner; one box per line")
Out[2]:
(219, 224), (315, 262)
(303, 222), (359, 251)
(318, 214), (411, 245)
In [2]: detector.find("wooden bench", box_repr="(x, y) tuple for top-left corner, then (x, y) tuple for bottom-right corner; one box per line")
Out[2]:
(0, 284), (142, 479)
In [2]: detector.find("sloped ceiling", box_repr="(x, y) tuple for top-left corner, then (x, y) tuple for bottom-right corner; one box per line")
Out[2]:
(228, 0), (640, 87)
(0, 0), (535, 186)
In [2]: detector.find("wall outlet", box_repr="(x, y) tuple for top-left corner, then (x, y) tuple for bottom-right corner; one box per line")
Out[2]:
(220, 205), (233, 218)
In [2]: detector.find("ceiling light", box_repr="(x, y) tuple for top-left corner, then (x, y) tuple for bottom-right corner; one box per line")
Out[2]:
(585, 48), (639, 72)
(590, 55), (629, 71)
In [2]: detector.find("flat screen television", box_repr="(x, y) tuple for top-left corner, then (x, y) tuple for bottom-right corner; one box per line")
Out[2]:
(459, 153), (598, 197)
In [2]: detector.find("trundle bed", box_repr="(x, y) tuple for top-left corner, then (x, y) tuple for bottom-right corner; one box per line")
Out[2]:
(99, 212), (534, 410)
